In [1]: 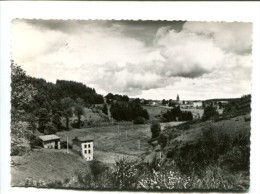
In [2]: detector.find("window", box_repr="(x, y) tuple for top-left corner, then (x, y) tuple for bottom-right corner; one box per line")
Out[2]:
(88, 144), (91, 148)
(84, 144), (87, 148)
(85, 150), (87, 154)
(88, 150), (91, 154)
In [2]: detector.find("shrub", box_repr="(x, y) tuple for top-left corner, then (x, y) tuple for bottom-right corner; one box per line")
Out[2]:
(29, 135), (43, 149)
(202, 106), (219, 121)
(133, 116), (146, 124)
(158, 133), (168, 148)
(110, 158), (140, 189)
(11, 145), (30, 156)
(150, 121), (161, 139)
(71, 120), (85, 128)
(24, 177), (47, 188)
(60, 141), (72, 149)
(44, 122), (57, 135)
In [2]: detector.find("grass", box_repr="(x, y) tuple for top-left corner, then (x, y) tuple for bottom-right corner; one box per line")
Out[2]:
(57, 123), (153, 161)
(166, 113), (250, 148)
(141, 105), (169, 120)
(11, 148), (91, 186)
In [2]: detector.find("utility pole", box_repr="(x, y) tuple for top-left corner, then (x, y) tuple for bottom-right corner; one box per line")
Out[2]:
(125, 130), (128, 140)
(67, 137), (69, 154)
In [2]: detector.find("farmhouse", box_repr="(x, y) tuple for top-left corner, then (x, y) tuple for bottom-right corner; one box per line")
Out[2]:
(72, 136), (94, 161)
(39, 134), (61, 149)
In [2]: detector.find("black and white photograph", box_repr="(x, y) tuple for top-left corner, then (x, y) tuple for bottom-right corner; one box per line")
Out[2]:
(10, 19), (252, 191)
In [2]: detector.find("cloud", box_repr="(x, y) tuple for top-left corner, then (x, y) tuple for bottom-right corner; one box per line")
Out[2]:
(154, 27), (225, 78)
(183, 22), (252, 55)
(12, 20), (252, 99)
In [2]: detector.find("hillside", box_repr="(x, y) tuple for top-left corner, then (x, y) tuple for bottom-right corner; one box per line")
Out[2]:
(11, 149), (91, 186)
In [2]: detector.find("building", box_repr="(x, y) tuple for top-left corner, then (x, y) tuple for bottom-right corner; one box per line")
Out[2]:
(193, 101), (203, 108)
(176, 94), (180, 102)
(39, 134), (61, 149)
(72, 136), (94, 161)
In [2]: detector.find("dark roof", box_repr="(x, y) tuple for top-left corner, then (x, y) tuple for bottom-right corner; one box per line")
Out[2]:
(73, 136), (94, 142)
(39, 134), (60, 141)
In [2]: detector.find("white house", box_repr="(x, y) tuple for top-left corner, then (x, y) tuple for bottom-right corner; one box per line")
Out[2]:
(39, 134), (61, 149)
(72, 136), (94, 161)
(193, 101), (203, 108)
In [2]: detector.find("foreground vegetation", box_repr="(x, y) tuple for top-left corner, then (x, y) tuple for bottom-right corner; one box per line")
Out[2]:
(23, 155), (249, 190)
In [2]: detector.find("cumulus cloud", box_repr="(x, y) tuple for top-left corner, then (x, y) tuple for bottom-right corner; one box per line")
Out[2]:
(183, 22), (252, 55)
(12, 20), (252, 99)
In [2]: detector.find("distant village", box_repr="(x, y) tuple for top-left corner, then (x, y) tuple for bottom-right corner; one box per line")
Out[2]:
(133, 94), (231, 110)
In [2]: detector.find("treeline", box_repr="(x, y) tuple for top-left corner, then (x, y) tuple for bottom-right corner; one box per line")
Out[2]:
(28, 78), (104, 106)
(11, 63), (104, 146)
(161, 106), (193, 122)
(110, 102), (149, 121)
(106, 93), (129, 103)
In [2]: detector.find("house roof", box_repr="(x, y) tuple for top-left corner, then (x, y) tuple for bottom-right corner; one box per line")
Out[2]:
(73, 136), (94, 142)
(39, 134), (60, 141)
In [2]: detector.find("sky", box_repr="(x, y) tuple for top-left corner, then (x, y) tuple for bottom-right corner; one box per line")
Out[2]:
(12, 20), (252, 100)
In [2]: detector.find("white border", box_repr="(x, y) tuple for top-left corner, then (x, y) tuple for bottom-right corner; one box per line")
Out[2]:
(1, 1), (260, 194)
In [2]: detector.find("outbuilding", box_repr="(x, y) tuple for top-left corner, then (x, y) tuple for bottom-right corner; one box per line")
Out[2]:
(39, 134), (61, 149)
(72, 136), (94, 161)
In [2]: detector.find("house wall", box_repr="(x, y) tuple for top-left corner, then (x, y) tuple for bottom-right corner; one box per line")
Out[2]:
(81, 141), (93, 161)
(43, 140), (60, 149)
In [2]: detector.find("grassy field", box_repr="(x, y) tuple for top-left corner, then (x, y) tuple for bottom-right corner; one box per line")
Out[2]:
(167, 113), (251, 149)
(141, 105), (169, 120)
(57, 123), (153, 162)
(11, 149), (91, 186)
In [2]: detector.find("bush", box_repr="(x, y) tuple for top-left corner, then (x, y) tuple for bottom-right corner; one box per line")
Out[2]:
(29, 135), (43, 149)
(110, 158), (140, 189)
(158, 133), (168, 148)
(71, 120), (85, 128)
(133, 116), (146, 124)
(44, 122), (57, 135)
(11, 145), (30, 156)
(202, 106), (219, 121)
(60, 141), (72, 149)
(150, 121), (161, 139)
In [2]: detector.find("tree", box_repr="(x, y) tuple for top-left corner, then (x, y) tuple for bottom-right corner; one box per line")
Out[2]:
(122, 95), (129, 102)
(133, 98), (140, 104)
(150, 120), (161, 139)
(74, 97), (85, 128)
(37, 108), (50, 133)
(44, 122), (57, 135)
(11, 62), (38, 111)
(60, 97), (74, 130)
(52, 113), (62, 130)
(158, 133), (168, 148)
(202, 106), (219, 121)
(51, 100), (60, 115)
(162, 99), (166, 105)
(102, 104), (108, 115)
(11, 62), (38, 155)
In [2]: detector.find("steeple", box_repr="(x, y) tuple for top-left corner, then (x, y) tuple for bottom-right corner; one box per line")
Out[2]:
(177, 94), (180, 102)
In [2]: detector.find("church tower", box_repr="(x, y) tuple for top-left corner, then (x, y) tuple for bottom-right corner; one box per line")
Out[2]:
(177, 94), (180, 102)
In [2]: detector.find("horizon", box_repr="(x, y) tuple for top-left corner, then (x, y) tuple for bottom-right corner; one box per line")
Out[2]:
(12, 20), (252, 101)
